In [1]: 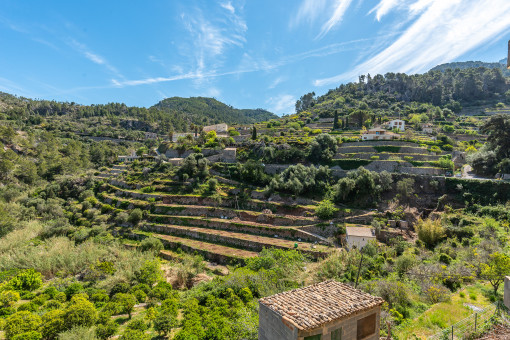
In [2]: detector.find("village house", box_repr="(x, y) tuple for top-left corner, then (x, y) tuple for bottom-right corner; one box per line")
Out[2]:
(171, 132), (195, 143)
(144, 132), (158, 140)
(421, 123), (435, 134)
(387, 119), (405, 131)
(361, 127), (400, 141)
(203, 123), (228, 133)
(345, 227), (376, 250)
(118, 151), (139, 163)
(259, 280), (384, 340)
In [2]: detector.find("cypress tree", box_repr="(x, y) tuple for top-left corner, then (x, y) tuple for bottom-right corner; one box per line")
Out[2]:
(251, 126), (257, 140)
(333, 110), (339, 130)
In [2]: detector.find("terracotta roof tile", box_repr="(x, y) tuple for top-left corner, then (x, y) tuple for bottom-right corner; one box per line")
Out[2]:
(259, 280), (384, 331)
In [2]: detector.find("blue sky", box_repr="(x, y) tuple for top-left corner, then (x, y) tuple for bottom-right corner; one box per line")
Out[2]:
(1, 0), (510, 115)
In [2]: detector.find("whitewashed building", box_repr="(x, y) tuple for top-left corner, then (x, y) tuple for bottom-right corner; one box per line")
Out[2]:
(388, 119), (405, 131)
(361, 128), (399, 141)
(346, 227), (376, 250)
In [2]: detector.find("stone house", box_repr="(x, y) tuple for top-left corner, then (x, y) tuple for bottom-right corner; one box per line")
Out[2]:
(172, 132), (195, 143)
(203, 123), (228, 133)
(361, 128), (399, 141)
(145, 132), (158, 140)
(118, 151), (139, 163)
(345, 227), (376, 250)
(259, 280), (384, 340)
(421, 123), (435, 134)
(388, 119), (405, 131)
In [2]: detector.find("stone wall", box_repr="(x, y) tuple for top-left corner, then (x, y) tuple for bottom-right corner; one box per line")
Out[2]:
(336, 153), (441, 161)
(259, 303), (299, 340)
(146, 214), (318, 241)
(143, 224), (325, 258)
(258, 304), (381, 340)
(298, 306), (381, 340)
(153, 205), (315, 226)
(336, 146), (432, 155)
(164, 148), (218, 159)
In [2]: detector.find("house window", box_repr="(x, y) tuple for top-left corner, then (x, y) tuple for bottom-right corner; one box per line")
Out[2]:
(304, 335), (322, 340)
(357, 313), (376, 340)
(376, 131), (380, 135)
(331, 327), (342, 340)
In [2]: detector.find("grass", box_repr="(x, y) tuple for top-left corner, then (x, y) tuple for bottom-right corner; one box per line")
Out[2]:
(393, 283), (493, 340)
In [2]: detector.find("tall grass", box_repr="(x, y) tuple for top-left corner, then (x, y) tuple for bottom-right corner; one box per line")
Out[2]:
(0, 220), (43, 253)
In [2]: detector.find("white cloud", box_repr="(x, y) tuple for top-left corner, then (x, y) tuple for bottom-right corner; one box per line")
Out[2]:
(317, 0), (354, 39)
(269, 76), (285, 89)
(205, 87), (221, 97)
(292, 0), (354, 39)
(369, 0), (402, 21)
(68, 39), (124, 79)
(315, 0), (510, 86)
(220, 1), (235, 14)
(267, 94), (296, 115)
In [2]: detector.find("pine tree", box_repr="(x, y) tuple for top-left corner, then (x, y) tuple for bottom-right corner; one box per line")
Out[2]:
(333, 110), (339, 130)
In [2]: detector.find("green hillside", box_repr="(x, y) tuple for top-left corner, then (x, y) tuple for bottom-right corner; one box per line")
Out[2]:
(152, 97), (277, 125)
(430, 60), (510, 76)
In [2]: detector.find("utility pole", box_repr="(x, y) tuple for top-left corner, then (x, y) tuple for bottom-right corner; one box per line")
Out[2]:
(354, 248), (365, 289)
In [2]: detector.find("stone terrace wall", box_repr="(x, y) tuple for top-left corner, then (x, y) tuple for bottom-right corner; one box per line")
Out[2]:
(335, 153), (441, 161)
(336, 146), (432, 155)
(143, 224), (326, 259)
(144, 220), (318, 242)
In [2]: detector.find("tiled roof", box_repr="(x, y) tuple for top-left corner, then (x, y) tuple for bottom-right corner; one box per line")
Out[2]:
(259, 280), (384, 331)
(346, 227), (375, 238)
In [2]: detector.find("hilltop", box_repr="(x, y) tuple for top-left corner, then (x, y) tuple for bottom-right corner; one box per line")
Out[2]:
(152, 97), (277, 125)
(430, 60), (510, 77)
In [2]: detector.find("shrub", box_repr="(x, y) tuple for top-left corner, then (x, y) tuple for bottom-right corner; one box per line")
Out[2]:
(112, 293), (136, 319)
(154, 313), (176, 336)
(315, 200), (338, 220)
(11, 331), (42, 340)
(0, 290), (20, 308)
(8, 269), (43, 291)
(415, 218), (445, 248)
(120, 329), (150, 340)
(65, 282), (84, 300)
(139, 237), (163, 255)
(95, 320), (119, 340)
(58, 326), (97, 340)
(207, 178), (218, 192)
(128, 209), (143, 225)
(135, 260), (163, 286)
(63, 296), (98, 329)
(40, 309), (65, 339)
(4, 311), (42, 339)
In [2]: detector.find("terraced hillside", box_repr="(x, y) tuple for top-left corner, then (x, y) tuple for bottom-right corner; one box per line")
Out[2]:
(97, 167), (335, 264)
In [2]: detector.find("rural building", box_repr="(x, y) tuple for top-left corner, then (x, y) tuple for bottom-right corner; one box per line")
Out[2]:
(345, 227), (376, 250)
(259, 280), (384, 340)
(172, 132), (195, 143)
(361, 128), (399, 141)
(203, 123), (228, 133)
(145, 132), (158, 140)
(388, 119), (405, 131)
(421, 123), (435, 134)
(118, 151), (139, 163)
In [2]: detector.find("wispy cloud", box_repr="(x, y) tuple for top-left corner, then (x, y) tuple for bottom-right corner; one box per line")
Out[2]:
(67, 39), (124, 80)
(317, 0), (354, 39)
(220, 1), (235, 14)
(112, 34), (394, 87)
(315, 0), (510, 87)
(369, 0), (403, 21)
(179, 2), (247, 85)
(269, 76), (285, 89)
(267, 94), (296, 115)
(292, 0), (354, 39)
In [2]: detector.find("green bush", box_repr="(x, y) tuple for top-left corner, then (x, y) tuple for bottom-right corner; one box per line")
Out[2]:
(315, 200), (338, 220)
(128, 208), (143, 225)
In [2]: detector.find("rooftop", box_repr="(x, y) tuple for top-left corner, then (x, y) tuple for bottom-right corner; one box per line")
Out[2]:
(346, 227), (375, 238)
(259, 280), (384, 331)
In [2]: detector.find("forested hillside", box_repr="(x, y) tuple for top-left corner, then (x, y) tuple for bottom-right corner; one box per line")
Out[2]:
(296, 67), (510, 118)
(0, 93), (275, 139)
(153, 97), (277, 125)
(431, 60), (510, 77)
